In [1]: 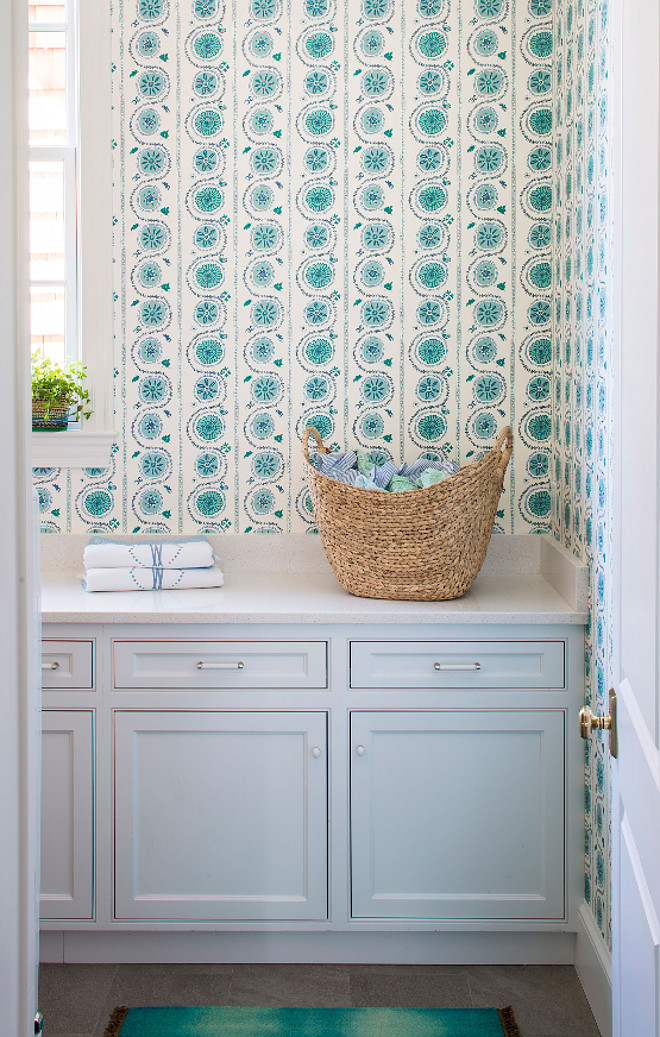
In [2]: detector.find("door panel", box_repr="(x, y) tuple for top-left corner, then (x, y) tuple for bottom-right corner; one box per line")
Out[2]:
(350, 710), (565, 920)
(612, 0), (660, 1031)
(618, 816), (660, 1037)
(114, 711), (327, 921)
(40, 711), (94, 921)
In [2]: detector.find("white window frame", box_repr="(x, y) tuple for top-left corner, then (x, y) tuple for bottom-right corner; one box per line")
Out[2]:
(28, 3), (78, 367)
(29, 145), (78, 369)
(32, 0), (115, 467)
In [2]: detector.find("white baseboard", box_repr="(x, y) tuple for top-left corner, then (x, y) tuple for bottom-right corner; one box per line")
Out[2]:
(40, 929), (576, 965)
(574, 903), (612, 1037)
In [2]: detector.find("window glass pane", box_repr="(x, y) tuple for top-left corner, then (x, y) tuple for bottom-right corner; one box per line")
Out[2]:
(30, 286), (66, 365)
(29, 2), (66, 23)
(29, 160), (66, 282)
(29, 31), (67, 144)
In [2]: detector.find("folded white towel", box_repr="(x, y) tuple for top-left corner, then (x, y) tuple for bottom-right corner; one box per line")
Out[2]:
(83, 536), (215, 571)
(82, 565), (225, 593)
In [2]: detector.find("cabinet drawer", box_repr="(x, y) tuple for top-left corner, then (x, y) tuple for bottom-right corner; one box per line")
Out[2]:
(113, 640), (328, 690)
(42, 640), (94, 690)
(350, 640), (565, 689)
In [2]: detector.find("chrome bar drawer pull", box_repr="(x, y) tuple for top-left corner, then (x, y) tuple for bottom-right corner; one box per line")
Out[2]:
(42, 661), (60, 671)
(434, 661), (481, 672)
(196, 660), (245, 671)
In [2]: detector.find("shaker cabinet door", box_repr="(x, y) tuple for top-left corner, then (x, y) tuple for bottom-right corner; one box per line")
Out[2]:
(40, 710), (94, 920)
(350, 710), (565, 921)
(114, 710), (328, 922)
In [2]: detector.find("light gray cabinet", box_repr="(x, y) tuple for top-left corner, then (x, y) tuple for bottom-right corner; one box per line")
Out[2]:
(41, 639), (94, 691)
(350, 710), (565, 920)
(40, 710), (94, 920)
(112, 640), (328, 690)
(113, 710), (328, 921)
(40, 620), (583, 959)
(349, 640), (566, 690)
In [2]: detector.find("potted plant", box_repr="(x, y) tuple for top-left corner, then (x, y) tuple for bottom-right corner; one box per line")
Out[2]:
(31, 355), (93, 431)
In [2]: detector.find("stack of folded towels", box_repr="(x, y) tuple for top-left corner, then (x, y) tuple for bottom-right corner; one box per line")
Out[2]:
(82, 536), (224, 593)
(309, 447), (460, 491)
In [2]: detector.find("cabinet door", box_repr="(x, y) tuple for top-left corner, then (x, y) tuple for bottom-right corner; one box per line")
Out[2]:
(114, 711), (327, 921)
(40, 711), (94, 920)
(350, 710), (565, 921)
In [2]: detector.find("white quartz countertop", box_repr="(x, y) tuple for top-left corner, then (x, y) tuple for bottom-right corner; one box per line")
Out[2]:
(40, 533), (589, 625)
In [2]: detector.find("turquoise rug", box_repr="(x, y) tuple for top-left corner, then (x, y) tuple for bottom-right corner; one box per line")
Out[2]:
(103, 1005), (522, 1037)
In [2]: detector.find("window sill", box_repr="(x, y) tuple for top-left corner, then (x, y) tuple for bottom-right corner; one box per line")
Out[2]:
(32, 430), (115, 468)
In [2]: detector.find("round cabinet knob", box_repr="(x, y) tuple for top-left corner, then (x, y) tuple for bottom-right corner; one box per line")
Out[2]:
(311, 747), (321, 758)
(356, 745), (365, 756)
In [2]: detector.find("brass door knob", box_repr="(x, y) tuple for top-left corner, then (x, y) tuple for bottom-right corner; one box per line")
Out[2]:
(579, 706), (611, 738)
(579, 688), (618, 758)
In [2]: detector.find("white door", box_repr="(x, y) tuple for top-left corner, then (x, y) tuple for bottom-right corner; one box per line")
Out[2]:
(114, 710), (328, 921)
(611, 0), (660, 1033)
(0, 0), (39, 1033)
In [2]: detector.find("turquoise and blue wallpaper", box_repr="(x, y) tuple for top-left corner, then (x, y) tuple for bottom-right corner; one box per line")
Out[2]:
(31, 0), (614, 955)
(34, 0), (556, 534)
(553, 0), (612, 948)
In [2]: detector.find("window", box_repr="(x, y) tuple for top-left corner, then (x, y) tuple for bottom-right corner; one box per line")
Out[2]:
(28, 0), (77, 365)
(28, 0), (114, 466)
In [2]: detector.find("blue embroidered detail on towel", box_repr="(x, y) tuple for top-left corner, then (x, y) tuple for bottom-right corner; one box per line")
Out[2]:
(83, 565), (225, 592)
(83, 536), (215, 572)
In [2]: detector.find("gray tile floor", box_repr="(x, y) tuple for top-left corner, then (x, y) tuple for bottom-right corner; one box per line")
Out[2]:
(38, 962), (601, 1037)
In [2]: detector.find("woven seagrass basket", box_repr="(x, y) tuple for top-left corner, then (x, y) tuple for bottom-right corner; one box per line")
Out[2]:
(302, 424), (513, 601)
(32, 401), (70, 431)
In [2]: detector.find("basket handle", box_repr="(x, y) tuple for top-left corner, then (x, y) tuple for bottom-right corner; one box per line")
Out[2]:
(302, 425), (334, 465)
(494, 425), (513, 477)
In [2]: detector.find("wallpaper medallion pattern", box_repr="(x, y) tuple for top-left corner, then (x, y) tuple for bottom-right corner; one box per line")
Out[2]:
(31, 0), (614, 955)
(553, 0), (612, 948)
(34, 0), (557, 534)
